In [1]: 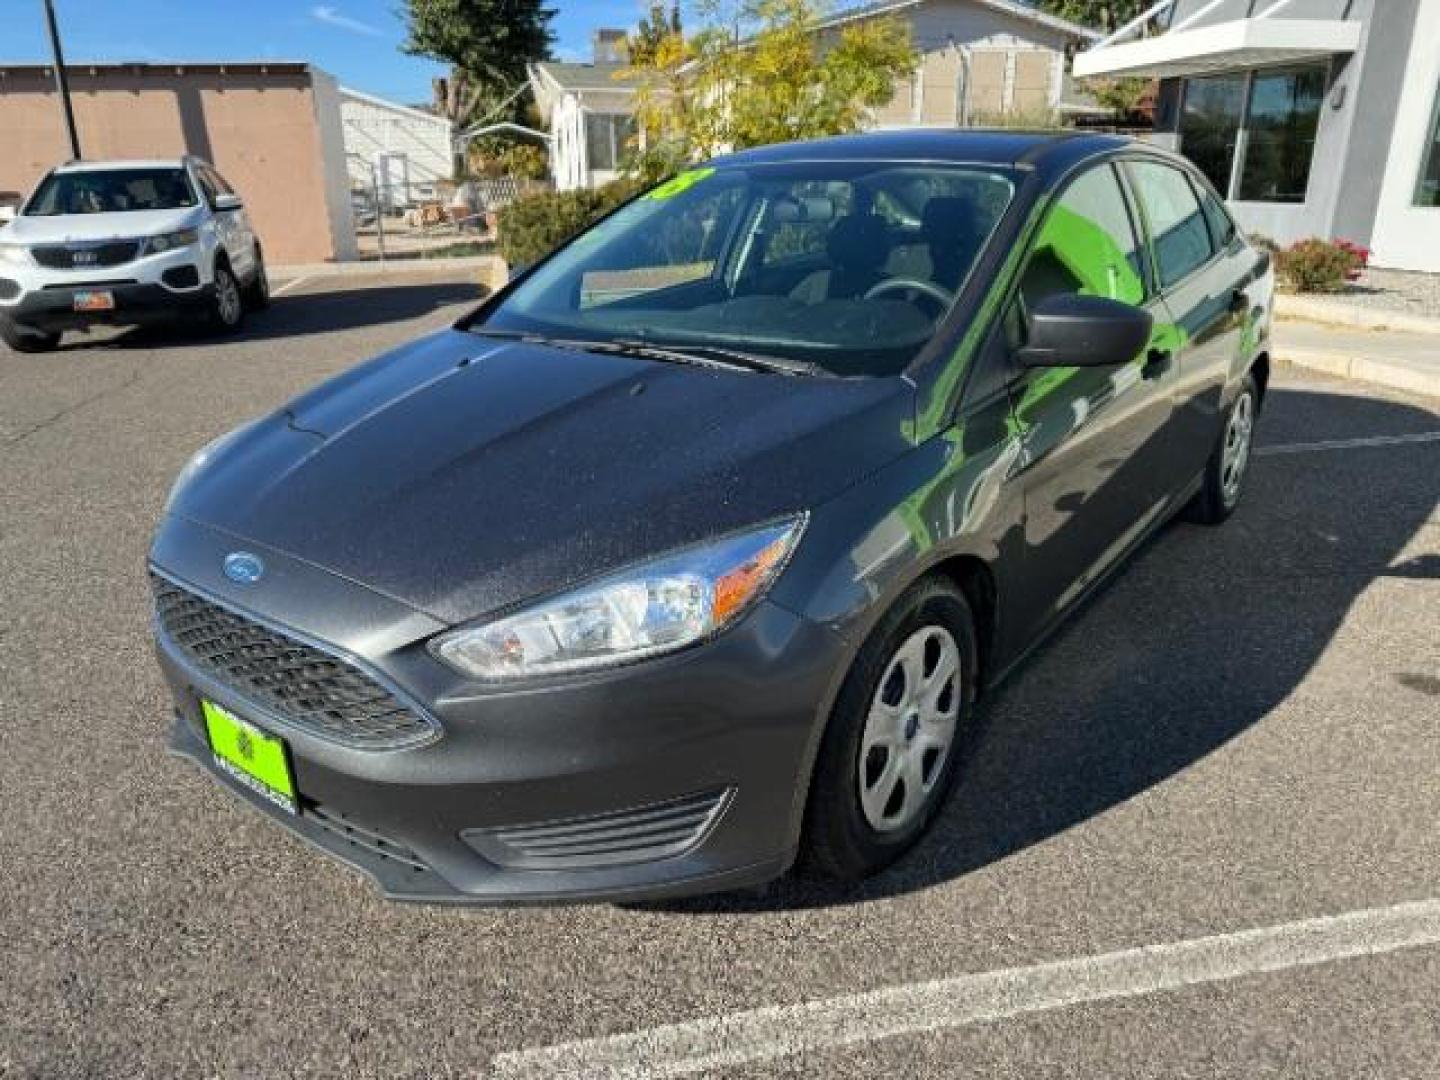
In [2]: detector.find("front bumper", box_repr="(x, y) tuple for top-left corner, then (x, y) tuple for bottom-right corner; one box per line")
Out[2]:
(151, 519), (844, 905)
(2, 279), (212, 332)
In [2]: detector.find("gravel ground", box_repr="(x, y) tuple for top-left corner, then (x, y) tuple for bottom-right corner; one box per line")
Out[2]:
(1331, 267), (1440, 318)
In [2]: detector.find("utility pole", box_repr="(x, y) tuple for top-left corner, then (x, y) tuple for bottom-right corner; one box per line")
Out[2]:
(42, 0), (82, 159)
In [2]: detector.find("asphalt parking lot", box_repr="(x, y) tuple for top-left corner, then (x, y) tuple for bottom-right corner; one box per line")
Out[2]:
(1, 272), (1437, 1078)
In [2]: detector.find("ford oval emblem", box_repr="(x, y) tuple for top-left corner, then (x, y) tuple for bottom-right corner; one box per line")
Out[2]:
(223, 551), (265, 585)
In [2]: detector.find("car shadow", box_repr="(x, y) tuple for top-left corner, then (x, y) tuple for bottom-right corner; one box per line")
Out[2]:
(57, 281), (487, 351)
(643, 385), (1440, 915)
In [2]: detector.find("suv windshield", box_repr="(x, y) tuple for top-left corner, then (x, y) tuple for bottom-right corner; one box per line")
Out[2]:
(474, 162), (1017, 377)
(25, 168), (198, 216)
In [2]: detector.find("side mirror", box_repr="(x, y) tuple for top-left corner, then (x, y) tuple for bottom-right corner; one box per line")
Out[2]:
(213, 193), (244, 212)
(0, 205), (16, 225)
(1016, 293), (1154, 369)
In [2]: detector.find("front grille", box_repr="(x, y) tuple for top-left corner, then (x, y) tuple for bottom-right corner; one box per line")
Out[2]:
(0, 277), (18, 300)
(463, 789), (733, 870)
(152, 573), (438, 749)
(31, 241), (141, 270)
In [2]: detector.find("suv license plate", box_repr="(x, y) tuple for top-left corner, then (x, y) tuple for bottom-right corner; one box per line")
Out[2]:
(73, 290), (115, 312)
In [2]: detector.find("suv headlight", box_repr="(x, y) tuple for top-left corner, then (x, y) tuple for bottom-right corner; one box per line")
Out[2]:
(431, 516), (807, 681)
(145, 228), (199, 255)
(0, 243), (27, 265)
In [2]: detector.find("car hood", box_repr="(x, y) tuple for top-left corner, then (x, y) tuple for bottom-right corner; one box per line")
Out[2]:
(170, 329), (915, 624)
(3, 207), (202, 244)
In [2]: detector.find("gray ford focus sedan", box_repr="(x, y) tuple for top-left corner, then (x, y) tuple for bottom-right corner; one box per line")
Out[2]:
(152, 131), (1272, 904)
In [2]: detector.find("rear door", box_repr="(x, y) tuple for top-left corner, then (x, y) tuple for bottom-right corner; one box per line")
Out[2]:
(1002, 161), (1179, 647)
(1122, 159), (1247, 489)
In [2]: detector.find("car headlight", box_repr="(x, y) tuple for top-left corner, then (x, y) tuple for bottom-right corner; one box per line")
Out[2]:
(0, 243), (27, 265)
(145, 228), (199, 255)
(164, 419), (260, 512)
(431, 516), (807, 681)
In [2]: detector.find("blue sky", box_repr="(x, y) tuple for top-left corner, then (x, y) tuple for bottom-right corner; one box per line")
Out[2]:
(3, 1), (651, 105)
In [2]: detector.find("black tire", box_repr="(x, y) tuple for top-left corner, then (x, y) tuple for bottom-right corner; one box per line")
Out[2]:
(801, 576), (978, 882)
(243, 249), (270, 311)
(206, 260), (245, 333)
(1183, 372), (1259, 526)
(1, 320), (61, 353)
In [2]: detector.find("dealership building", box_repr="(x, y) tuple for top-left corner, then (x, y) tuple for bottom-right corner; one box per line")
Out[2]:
(1075, 0), (1440, 272)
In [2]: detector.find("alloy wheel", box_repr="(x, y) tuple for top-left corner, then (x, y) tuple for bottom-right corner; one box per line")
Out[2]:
(1221, 390), (1255, 507)
(216, 269), (242, 327)
(857, 625), (961, 833)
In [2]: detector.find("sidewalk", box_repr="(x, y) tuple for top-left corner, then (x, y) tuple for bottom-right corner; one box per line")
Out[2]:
(1277, 320), (1440, 400)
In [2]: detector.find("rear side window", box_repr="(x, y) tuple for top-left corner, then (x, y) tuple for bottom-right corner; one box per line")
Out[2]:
(1126, 160), (1215, 288)
(1018, 163), (1147, 310)
(1195, 179), (1237, 249)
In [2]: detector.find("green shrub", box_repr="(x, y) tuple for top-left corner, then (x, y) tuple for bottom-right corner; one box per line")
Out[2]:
(1273, 238), (1364, 293)
(497, 179), (644, 268)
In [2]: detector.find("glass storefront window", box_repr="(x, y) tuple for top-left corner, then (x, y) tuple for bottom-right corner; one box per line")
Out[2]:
(1416, 81), (1440, 207)
(1238, 66), (1327, 202)
(1179, 74), (1247, 195)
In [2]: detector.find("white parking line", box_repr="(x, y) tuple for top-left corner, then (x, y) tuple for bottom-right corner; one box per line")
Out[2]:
(1256, 431), (1440, 456)
(492, 898), (1440, 1079)
(270, 275), (313, 297)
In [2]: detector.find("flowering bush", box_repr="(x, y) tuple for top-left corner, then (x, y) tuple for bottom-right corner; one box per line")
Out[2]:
(1274, 238), (1368, 293)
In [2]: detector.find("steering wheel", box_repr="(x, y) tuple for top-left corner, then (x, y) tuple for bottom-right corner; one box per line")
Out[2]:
(863, 278), (956, 315)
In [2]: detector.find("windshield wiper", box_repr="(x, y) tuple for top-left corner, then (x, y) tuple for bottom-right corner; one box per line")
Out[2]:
(467, 328), (821, 377)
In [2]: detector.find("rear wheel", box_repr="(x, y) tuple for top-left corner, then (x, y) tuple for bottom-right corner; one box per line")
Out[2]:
(1, 320), (61, 353)
(206, 262), (245, 333)
(802, 577), (977, 881)
(1184, 373), (1258, 525)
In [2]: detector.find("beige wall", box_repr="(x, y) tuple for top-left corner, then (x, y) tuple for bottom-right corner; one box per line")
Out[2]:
(0, 66), (352, 264)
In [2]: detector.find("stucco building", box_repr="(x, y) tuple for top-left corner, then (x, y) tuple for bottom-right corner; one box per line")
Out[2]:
(1075, 0), (1440, 272)
(0, 61), (357, 263)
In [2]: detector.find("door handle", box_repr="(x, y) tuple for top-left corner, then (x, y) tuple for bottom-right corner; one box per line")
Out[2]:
(1142, 348), (1172, 379)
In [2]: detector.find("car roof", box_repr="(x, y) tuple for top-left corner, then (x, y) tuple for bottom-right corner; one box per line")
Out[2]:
(52, 158), (197, 173)
(712, 129), (1134, 170)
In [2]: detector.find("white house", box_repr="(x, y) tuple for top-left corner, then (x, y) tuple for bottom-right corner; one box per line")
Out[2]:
(531, 1), (1097, 192)
(339, 86), (452, 201)
(1074, 0), (1440, 272)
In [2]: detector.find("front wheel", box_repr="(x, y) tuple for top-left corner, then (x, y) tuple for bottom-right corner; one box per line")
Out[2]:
(1, 320), (61, 353)
(801, 577), (977, 881)
(1184, 373), (1258, 525)
(206, 262), (245, 333)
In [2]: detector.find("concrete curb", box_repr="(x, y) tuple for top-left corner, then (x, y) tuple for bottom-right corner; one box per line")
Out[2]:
(1276, 294), (1440, 335)
(1282, 347), (1440, 399)
(271, 254), (505, 279)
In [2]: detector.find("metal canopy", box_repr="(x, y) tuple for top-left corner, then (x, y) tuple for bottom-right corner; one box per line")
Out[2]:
(1073, 18), (1362, 79)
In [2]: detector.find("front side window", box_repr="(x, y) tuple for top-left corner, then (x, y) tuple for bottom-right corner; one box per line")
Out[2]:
(1416, 80), (1440, 207)
(1238, 65), (1326, 202)
(1126, 160), (1214, 288)
(476, 162), (1017, 377)
(25, 168), (198, 216)
(1017, 163), (1147, 311)
(1179, 73), (1247, 195)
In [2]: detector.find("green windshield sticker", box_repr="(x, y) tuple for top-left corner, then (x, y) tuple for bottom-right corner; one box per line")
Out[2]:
(646, 167), (715, 201)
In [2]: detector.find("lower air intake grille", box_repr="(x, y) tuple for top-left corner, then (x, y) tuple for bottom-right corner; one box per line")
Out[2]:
(152, 573), (438, 749)
(307, 803), (431, 874)
(463, 789), (733, 870)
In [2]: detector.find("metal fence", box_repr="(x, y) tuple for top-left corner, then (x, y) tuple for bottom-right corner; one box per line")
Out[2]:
(351, 176), (549, 261)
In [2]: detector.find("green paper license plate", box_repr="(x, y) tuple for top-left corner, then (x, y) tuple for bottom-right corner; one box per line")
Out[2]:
(202, 700), (298, 815)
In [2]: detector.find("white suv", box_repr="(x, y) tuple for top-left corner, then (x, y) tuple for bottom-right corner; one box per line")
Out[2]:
(0, 157), (269, 352)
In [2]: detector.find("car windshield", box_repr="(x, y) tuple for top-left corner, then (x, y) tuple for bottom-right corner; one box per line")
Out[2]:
(473, 161), (1017, 377)
(25, 168), (198, 216)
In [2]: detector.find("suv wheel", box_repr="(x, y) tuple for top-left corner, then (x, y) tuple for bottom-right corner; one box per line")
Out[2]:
(1184, 373), (1258, 525)
(208, 262), (245, 332)
(801, 576), (977, 881)
(1, 320), (61, 353)
(243, 250), (270, 311)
